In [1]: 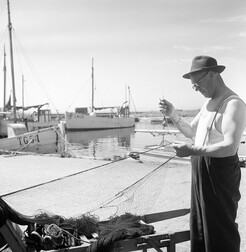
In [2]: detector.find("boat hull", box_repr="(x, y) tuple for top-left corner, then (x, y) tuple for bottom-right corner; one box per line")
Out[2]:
(65, 112), (135, 130)
(0, 119), (59, 138)
(27, 121), (59, 132)
(0, 126), (63, 154)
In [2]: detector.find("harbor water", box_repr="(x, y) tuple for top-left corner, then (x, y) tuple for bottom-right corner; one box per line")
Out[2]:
(65, 117), (246, 160)
(66, 118), (179, 159)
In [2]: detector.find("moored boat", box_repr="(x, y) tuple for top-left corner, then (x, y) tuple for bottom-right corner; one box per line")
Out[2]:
(65, 109), (135, 130)
(65, 59), (135, 131)
(0, 0), (61, 142)
(0, 124), (64, 154)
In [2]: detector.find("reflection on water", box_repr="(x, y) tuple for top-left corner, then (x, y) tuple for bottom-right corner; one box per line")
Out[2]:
(66, 127), (136, 159)
(65, 119), (246, 160)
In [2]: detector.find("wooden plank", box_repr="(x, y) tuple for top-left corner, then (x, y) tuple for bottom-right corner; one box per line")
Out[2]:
(169, 230), (190, 244)
(22, 230), (190, 252)
(0, 220), (27, 252)
(112, 234), (170, 251)
(142, 209), (190, 224)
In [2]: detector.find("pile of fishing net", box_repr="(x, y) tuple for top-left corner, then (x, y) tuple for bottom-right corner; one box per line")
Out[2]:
(0, 198), (154, 251)
(24, 212), (154, 251)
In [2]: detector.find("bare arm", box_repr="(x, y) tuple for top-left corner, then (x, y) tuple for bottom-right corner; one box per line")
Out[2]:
(174, 99), (246, 157)
(159, 99), (198, 139)
(197, 99), (246, 157)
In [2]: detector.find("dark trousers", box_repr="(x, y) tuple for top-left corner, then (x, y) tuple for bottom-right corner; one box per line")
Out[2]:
(190, 155), (241, 252)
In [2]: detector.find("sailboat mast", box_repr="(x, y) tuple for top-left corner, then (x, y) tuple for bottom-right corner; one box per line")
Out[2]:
(91, 58), (94, 113)
(3, 46), (7, 113)
(7, 0), (17, 123)
(22, 75), (24, 119)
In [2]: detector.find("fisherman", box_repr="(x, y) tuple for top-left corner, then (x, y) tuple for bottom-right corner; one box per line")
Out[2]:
(159, 55), (246, 252)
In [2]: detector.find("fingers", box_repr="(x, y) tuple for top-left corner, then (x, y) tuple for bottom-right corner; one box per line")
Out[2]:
(159, 98), (169, 105)
(172, 143), (193, 157)
(159, 99), (171, 115)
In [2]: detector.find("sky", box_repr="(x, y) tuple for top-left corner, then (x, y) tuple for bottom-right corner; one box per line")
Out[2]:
(0, 0), (245, 114)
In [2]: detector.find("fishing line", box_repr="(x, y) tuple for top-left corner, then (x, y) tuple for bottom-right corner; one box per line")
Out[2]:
(128, 141), (173, 159)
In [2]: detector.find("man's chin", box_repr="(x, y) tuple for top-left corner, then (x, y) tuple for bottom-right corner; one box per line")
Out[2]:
(199, 91), (209, 98)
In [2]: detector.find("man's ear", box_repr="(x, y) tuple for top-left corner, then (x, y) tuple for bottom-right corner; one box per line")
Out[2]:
(208, 71), (217, 79)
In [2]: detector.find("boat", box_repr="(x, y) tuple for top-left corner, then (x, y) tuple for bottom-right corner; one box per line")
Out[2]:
(0, 103), (60, 138)
(65, 59), (135, 130)
(65, 109), (135, 131)
(0, 123), (64, 154)
(0, 0), (64, 154)
(0, 1), (60, 138)
(150, 116), (173, 125)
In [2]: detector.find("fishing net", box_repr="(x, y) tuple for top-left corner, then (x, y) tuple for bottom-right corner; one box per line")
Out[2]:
(0, 197), (154, 251)
(0, 131), (191, 251)
(1, 125), (193, 218)
(2, 139), (183, 219)
(92, 155), (175, 218)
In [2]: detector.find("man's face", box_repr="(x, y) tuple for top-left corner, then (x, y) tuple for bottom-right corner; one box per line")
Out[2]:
(190, 71), (211, 98)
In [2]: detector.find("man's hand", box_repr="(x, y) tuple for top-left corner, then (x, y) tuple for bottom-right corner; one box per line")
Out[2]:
(172, 143), (196, 157)
(159, 99), (179, 123)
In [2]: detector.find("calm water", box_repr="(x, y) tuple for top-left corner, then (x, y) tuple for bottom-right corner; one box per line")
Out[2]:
(65, 117), (246, 160)
(65, 118), (175, 159)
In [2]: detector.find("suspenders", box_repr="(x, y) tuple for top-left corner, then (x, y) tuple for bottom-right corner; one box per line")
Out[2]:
(202, 93), (238, 146)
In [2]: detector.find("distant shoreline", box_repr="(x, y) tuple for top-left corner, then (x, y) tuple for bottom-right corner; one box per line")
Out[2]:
(132, 109), (200, 118)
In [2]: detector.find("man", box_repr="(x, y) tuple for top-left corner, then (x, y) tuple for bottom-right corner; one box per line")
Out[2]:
(159, 55), (246, 252)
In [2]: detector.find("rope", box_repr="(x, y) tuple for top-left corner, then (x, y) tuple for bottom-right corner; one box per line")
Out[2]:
(1, 127), (63, 157)
(0, 159), (114, 198)
(0, 139), (173, 198)
(12, 136), (36, 154)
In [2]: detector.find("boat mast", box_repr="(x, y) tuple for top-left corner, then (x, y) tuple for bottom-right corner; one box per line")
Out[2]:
(22, 74), (25, 119)
(7, 0), (17, 123)
(91, 58), (94, 113)
(3, 46), (7, 114)
(128, 86), (130, 108)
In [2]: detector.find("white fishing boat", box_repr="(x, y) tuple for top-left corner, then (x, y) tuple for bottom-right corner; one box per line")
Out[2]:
(0, 0), (63, 154)
(0, 1), (60, 138)
(65, 59), (135, 130)
(0, 124), (63, 154)
(65, 111), (135, 131)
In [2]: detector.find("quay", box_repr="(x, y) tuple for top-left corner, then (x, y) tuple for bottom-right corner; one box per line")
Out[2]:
(0, 153), (245, 251)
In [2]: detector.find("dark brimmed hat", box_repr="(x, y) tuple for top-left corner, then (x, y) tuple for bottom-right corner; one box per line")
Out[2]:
(183, 55), (225, 79)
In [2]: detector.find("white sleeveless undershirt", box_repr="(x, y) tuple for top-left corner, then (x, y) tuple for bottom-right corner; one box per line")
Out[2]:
(194, 95), (241, 147)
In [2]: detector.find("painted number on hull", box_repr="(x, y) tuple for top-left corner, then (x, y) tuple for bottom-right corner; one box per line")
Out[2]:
(18, 134), (40, 146)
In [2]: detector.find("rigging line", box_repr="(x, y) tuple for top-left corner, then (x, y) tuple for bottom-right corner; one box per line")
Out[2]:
(66, 75), (91, 111)
(89, 154), (177, 213)
(0, 1), (6, 16)
(11, 30), (59, 114)
(12, 29), (24, 75)
(129, 92), (137, 113)
(0, 28), (8, 48)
